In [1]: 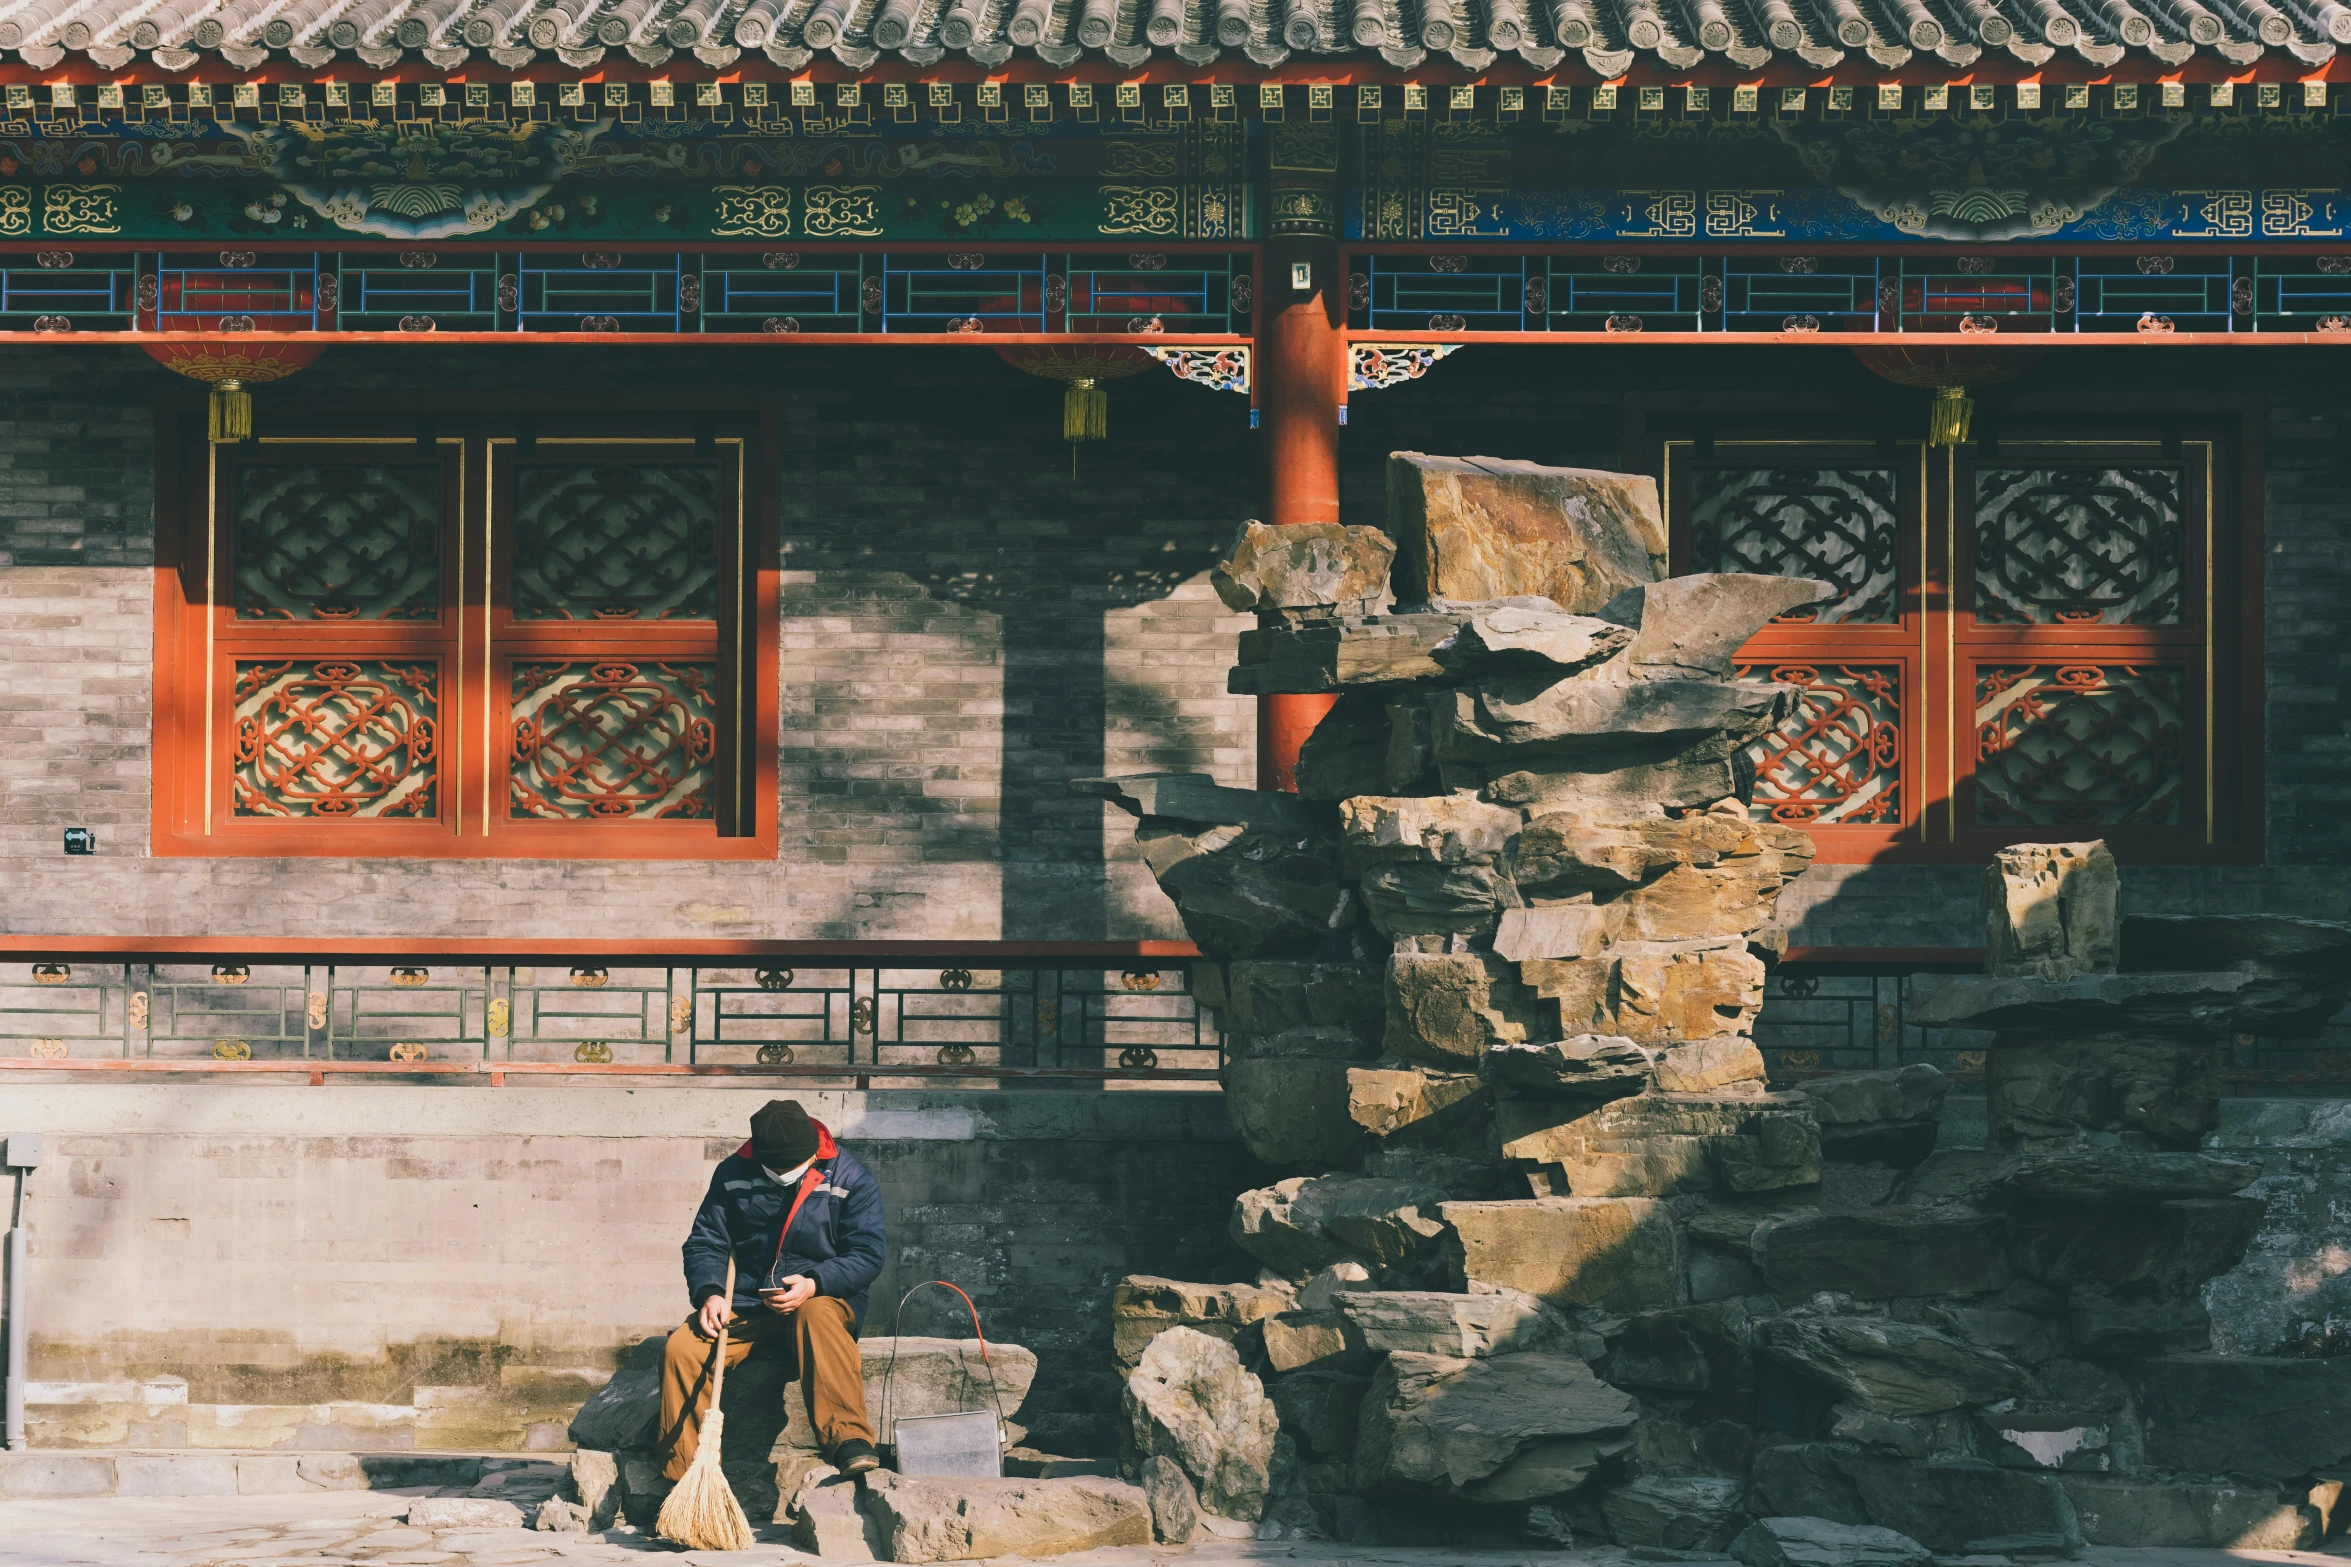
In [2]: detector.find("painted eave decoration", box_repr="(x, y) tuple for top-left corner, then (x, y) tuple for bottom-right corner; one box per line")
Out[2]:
(7, 0), (2339, 78)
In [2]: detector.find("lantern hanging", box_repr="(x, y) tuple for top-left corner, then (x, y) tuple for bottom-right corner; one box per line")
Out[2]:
(993, 345), (1156, 454)
(144, 343), (327, 443)
(1850, 345), (2046, 447)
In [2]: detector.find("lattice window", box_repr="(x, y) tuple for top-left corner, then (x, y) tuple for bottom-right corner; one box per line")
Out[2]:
(512, 465), (721, 621)
(1692, 467), (1900, 623)
(233, 658), (439, 818)
(1972, 664), (2185, 827)
(1974, 467), (2184, 625)
(1657, 421), (2243, 863)
(233, 464), (442, 621)
(512, 660), (717, 820)
(1736, 662), (1902, 824)
(159, 423), (769, 858)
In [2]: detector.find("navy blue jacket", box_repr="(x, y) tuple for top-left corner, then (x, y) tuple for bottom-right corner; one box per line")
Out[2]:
(681, 1124), (885, 1328)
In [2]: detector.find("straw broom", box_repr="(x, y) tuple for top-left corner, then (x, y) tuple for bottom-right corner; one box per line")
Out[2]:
(657, 1258), (756, 1551)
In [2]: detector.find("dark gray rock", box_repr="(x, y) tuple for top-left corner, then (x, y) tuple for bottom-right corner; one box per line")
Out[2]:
(2121, 912), (2351, 976)
(1980, 1148), (2258, 1205)
(2007, 1197), (2262, 1293)
(1357, 860), (1522, 939)
(567, 1335), (665, 1450)
(2064, 1289), (2212, 1357)
(1604, 1474), (1748, 1551)
(1757, 1208), (2010, 1302)
(1754, 1318), (2029, 1416)
(1983, 1037), (2219, 1150)
(1731, 1515), (1933, 1567)
(1139, 1454), (1200, 1545)
(1229, 614), (1461, 694)
(1267, 1369), (1370, 1457)
(2059, 1475), (2321, 1549)
(1224, 1058), (1366, 1168)
(2133, 1354), (2351, 1478)
(1748, 1445), (2082, 1553)
(1503, 1091), (1820, 1198)
(1353, 1350), (1641, 1502)
(1221, 960), (1385, 1045)
(1332, 1289), (1561, 1358)
(1912, 960), (2351, 1041)
(1800, 1065), (1950, 1168)
(1230, 1173), (1455, 1276)
(1429, 673), (1791, 762)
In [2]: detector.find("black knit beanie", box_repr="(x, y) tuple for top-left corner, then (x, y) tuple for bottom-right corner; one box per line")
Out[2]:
(749, 1099), (820, 1171)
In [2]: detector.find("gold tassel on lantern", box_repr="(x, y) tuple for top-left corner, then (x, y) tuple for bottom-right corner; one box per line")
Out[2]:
(209, 379), (252, 444)
(1062, 377), (1108, 443)
(1926, 385), (1971, 448)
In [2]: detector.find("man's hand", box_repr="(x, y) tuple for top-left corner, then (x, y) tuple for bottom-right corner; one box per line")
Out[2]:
(697, 1292), (731, 1338)
(761, 1275), (817, 1314)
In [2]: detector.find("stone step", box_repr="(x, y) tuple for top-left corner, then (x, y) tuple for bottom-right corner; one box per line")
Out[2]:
(0, 1448), (566, 1500)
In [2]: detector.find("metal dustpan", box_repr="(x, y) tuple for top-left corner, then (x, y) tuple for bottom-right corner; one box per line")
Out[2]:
(880, 1281), (1009, 1479)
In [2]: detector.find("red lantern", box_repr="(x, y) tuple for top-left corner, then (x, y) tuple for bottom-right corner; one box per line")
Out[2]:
(1851, 345), (2046, 447)
(145, 342), (326, 443)
(994, 345), (1155, 445)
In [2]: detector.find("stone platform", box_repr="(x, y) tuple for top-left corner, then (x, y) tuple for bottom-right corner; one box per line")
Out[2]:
(3, 1488), (2349, 1567)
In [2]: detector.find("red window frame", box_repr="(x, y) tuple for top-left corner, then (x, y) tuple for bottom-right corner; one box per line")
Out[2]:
(153, 400), (779, 859)
(1634, 392), (2261, 866)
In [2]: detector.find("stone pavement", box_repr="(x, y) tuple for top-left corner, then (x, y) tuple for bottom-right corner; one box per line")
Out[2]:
(5, 1493), (2351, 1567)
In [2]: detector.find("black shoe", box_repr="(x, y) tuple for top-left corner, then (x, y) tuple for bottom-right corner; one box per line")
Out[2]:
(833, 1438), (881, 1476)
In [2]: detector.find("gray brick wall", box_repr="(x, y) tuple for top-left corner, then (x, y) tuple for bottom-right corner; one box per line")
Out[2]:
(0, 345), (1256, 941)
(0, 342), (2342, 945)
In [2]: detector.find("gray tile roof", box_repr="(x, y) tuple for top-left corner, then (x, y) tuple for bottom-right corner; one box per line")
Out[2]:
(5, 0), (2336, 74)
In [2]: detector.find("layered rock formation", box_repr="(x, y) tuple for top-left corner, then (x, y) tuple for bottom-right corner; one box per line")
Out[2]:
(1087, 453), (2351, 1554)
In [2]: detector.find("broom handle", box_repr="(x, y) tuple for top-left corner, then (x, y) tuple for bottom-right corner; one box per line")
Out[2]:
(709, 1257), (736, 1406)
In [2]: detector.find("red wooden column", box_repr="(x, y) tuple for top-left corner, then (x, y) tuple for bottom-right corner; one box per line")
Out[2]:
(1256, 134), (1348, 792)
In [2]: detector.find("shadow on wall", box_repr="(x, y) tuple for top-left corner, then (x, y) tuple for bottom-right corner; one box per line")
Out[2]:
(783, 353), (1253, 942)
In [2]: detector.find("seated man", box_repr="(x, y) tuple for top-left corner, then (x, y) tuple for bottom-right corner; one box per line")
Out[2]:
(659, 1098), (884, 1478)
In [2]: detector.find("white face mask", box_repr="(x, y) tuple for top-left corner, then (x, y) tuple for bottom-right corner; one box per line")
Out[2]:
(763, 1157), (814, 1185)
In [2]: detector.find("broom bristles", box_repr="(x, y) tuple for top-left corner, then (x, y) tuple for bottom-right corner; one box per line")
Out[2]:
(655, 1407), (756, 1551)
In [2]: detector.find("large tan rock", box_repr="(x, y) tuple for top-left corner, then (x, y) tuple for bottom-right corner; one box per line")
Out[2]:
(1386, 453), (1666, 613)
(1384, 951), (1539, 1065)
(1614, 865), (1781, 943)
(1353, 1350), (1640, 1501)
(1492, 904), (1617, 962)
(1440, 1196), (1679, 1310)
(1525, 947), (1769, 1045)
(1654, 1036), (1769, 1093)
(1123, 1328), (1280, 1522)
(1333, 1290), (1558, 1358)
(859, 1470), (1152, 1563)
(1430, 599), (1635, 675)
(1111, 1277), (1293, 1368)
(1514, 807), (1757, 891)
(1224, 1057), (1366, 1168)
(1211, 520), (1396, 617)
(1346, 1064), (1488, 1151)
(1500, 1091), (1817, 1197)
(1986, 841), (2119, 980)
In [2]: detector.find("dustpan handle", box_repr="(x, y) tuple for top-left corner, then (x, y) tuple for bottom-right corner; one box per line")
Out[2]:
(880, 1280), (1009, 1447)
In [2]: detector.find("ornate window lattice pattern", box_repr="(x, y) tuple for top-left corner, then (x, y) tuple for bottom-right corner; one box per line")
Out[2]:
(1974, 664), (2184, 827)
(233, 465), (441, 620)
(1974, 468), (2184, 625)
(1736, 663), (1902, 824)
(511, 464), (720, 621)
(1691, 467), (1900, 624)
(233, 659), (439, 818)
(511, 660), (717, 820)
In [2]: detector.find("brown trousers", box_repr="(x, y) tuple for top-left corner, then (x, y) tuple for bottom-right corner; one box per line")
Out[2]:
(657, 1297), (874, 1480)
